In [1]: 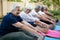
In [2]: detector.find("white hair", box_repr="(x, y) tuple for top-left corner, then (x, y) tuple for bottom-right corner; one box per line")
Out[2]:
(25, 4), (32, 10)
(10, 3), (21, 11)
(24, 4), (32, 12)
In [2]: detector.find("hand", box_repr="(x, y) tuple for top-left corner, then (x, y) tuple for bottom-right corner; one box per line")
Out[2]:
(50, 21), (55, 25)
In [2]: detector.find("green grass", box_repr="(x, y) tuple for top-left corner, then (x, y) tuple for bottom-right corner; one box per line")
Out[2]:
(56, 15), (60, 20)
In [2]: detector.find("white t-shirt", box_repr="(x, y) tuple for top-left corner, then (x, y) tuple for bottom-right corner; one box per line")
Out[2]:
(30, 10), (37, 17)
(38, 11), (45, 15)
(30, 10), (40, 20)
(28, 13), (40, 21)
(19, 11), (37, 22)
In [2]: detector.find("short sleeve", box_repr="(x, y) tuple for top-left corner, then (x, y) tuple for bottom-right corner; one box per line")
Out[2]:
(38, 11), (44, 15)
(30, 10), (37, 16)
(17, 16), (23, 22)
(9, 16), (19, 24)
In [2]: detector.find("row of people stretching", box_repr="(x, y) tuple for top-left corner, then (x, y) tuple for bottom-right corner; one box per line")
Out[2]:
(0, 3), (58, 40)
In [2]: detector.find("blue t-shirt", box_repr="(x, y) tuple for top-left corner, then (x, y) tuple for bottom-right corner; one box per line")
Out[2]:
(0, 12), (23, 36)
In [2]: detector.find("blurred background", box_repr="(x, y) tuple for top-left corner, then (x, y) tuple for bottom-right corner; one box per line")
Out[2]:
(0, 0), (60, 23)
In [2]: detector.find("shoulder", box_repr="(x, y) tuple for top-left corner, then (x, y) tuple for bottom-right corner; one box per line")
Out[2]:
(20, 11), (25, 14)
(31, 10), (35, 13)
(3, 13), (13, 19)
(6, 13), (16, 20)
(19, 11), (26, 16)
(38, 11), (44, 15)
(2, 13), (15, 22)
(17, 16), (22, 19)
(30, 10), (37, 15)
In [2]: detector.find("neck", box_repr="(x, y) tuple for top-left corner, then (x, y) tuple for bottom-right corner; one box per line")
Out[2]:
(11, 11), (17, 16)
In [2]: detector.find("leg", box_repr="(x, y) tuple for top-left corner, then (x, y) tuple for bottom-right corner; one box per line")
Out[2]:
(21, 30), (38, 40)
(0, 32), (37, 40)
(21, 28), (44, 40)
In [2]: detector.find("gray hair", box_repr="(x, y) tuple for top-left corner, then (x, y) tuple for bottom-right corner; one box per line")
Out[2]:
(10, 3), (21, 11)
(24, 5), (32, 11)
(35, 5), (41, 10)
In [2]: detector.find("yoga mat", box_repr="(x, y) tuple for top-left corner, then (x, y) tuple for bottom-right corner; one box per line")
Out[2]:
(44, 37), (60, 40)
(56, 20), (60, 26)
(45, 30), (60, 38)
(54, 25), (60, 30)
(39, 30), (60, 38)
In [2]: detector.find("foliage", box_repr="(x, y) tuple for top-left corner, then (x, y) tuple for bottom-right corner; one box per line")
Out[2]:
(30, 0), (60, 10)
(52, 0), (60, 10)
(49, 10), (60, 15)
(7, 0), (22, 2)
(40, 0), (51, 7)
(30, 0), (39, 3)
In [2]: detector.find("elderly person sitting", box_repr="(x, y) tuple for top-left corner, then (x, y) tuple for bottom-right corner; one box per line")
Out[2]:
(0, 3), (43, 40)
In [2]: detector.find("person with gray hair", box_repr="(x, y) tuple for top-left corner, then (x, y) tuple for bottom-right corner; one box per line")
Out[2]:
(41, 6), (59, 23)
(0, 3), (43, 40)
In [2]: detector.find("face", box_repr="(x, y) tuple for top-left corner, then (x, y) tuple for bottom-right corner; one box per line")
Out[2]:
(26, 9), (31, 14)
(35, 9), (40, 12)
(13, 7), (21, 16)
(44, 8), (48, 13)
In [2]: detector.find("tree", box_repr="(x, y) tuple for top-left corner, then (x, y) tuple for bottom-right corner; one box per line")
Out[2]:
(52, 0), (60, 10)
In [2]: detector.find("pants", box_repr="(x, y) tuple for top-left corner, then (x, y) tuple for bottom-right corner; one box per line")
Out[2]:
(0, 30), (38, 40)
